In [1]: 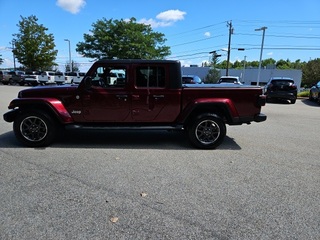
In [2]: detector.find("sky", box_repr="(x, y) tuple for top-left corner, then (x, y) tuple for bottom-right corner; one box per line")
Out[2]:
(0, 0), (319, 72)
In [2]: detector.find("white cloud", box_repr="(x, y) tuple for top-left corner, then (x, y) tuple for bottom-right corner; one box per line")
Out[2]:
(156, 10), (186, 22)
(56, 0), (86, 14)
(138, 18), (173, 28)
(204, 32), (211, 37)
(139, 9), (186, 28)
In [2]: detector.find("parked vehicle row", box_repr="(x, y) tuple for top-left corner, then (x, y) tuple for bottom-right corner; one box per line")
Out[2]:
(1, 70), (86, 86)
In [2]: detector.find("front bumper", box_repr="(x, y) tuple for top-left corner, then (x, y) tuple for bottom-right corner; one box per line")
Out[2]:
(3, 109), (19, 122)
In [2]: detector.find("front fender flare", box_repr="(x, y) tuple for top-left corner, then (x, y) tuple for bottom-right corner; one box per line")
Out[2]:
(7, 98), (74, 124)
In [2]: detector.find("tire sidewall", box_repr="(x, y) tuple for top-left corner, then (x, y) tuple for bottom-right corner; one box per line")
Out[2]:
(13, 110), (57, 147)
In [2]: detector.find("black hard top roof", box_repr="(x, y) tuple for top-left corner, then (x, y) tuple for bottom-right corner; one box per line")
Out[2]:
(95, 59), (180, 65)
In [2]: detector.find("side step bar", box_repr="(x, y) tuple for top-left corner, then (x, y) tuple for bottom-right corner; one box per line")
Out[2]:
(65, 124), (185, 131)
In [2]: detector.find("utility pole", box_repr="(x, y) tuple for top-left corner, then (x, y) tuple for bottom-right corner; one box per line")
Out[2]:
(255, 26), (267, 86)
(226, 21), (233, 76)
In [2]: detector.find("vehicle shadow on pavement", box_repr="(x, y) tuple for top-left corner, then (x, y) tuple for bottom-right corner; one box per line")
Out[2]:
(300, 98), (319, 107)
(266, 99), (291, 104)
(0, 130), (241, 150)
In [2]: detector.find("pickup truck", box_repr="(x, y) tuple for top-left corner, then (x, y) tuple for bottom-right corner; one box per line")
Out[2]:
(24, 70), (41, 86)
(3, 59), (266, 149)
(38, 71), (55, 85)
(54, 72), (66, 85)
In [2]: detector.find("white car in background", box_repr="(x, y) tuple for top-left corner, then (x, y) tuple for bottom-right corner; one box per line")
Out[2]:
(217, 76), (242, 85)
(39, 71), (55, 85)
(63, 72), (76, 84)
(54, 72), (66, 85)
(24, 70), (41, 86)
(70, 72), (86, 84)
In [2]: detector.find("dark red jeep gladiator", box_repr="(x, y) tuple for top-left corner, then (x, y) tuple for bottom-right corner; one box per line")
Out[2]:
(3, 59), (266, 149)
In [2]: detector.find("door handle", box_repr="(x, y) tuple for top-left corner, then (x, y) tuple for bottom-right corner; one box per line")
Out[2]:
(153, 95), (164, 100)
(116, 94), (128, 101)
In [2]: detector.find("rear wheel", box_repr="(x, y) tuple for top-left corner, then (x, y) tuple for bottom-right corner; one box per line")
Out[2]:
(13, 110), (57, 147)
(187, 113), (226, 149)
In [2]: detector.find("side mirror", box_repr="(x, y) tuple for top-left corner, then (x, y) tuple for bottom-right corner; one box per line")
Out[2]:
(84, 76), (92, 89)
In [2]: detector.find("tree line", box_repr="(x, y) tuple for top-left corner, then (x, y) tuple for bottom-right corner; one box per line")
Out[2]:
(1, 15), (319, 87)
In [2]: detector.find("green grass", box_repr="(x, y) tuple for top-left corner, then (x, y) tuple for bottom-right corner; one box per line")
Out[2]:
(298, 91), (309, 98)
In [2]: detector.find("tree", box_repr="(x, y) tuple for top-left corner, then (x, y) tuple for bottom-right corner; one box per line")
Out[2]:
(0, 54), (3, 65)
(205, 52), (221, 83)
(12, 15), (58, 71)
(232, 60), (242, 69)
(76, 17), (171, 60)
(302, 58), (320, 87)
(216, 60), (232, 70)
(262, 58), (276, 67)
(205, 68), (220, 83)
(292, 59), (305, 70)
(276, 59), (291, 69)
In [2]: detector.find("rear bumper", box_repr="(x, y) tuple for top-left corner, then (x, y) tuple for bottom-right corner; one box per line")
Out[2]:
(266, 92), (297, 100)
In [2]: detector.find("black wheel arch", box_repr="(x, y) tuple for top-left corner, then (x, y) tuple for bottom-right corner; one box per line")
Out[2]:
(182, 103), (231, 129)
(11, 103), (64, 125)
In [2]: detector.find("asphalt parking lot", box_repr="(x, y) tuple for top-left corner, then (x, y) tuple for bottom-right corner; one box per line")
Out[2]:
(0, 85), (319, 239)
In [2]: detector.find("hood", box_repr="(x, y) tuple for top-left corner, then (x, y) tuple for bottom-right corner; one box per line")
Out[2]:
(18, 84), (79, 99)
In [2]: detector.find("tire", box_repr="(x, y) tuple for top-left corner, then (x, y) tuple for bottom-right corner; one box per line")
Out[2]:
(309, 91), (313, 101)
(187, 113), (226, 149)
(9, 79), (15, 85)
(291, 99), (296, 104)
(13, 110), (57, 147)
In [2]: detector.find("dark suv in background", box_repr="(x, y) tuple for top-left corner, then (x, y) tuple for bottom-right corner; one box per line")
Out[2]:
(309, 81), (320, 104)
(0, 70), (11, 85)
(264, 77), (297, 104)
(8, 70), (25, 85)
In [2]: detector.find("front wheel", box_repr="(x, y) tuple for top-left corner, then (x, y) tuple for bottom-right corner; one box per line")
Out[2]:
(187, 114), (226, 149)
(13, 110), (57, 147)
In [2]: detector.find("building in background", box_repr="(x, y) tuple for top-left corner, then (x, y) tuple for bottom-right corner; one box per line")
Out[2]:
(181, 65), (302, 91)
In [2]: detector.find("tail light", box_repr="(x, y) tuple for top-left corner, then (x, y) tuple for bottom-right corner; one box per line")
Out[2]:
(258, 95), (266, 106)
(291, 84), (297, 89)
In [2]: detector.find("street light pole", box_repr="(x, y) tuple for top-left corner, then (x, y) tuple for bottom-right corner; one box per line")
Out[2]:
(255, 26), (267, 86)
(242, 55), (247, 82)
(12, 40), (16, 71)
(64, 39), (71, 72)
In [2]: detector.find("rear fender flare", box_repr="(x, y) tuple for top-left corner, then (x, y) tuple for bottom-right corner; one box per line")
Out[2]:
(178, 98), (239, 125)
